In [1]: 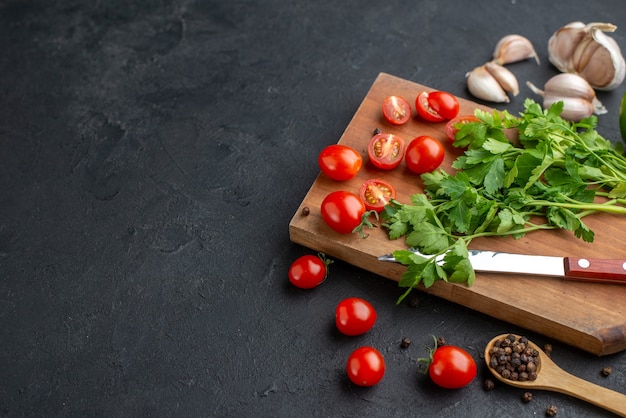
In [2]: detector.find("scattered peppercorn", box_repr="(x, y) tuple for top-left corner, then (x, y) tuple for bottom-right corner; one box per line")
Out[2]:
(400, 337), (411, 349)
(372, 128), (382, 136)
(301, 206), (310, 216)
(545, 405), (558, 416)
(488, 334), (540, 382)
(601, 366), (612, 377)
(522, 391), (533, 403)
(483, 378), (495, 391)
(544, 343), (553, 357)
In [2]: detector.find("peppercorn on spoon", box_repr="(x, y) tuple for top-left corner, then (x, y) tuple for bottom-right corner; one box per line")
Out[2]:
(484, 334), (626, 417)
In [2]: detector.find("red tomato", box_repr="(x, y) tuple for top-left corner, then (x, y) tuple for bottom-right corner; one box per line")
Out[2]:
(318, 144), (362, 181)
(405, 136), (445, 174)
(346, 346), (385, 387)
(335, 297), (377, 336)
(320, 191), (366, 234)
(428, 345), (477, 389)
(382, 95), (412, 125)
(288, 254), (332, 289)
(368, 133), (405, 170)
(359, 179), (396, 212)
(416, 91), (460, 122)
(445, 115), (480, 143)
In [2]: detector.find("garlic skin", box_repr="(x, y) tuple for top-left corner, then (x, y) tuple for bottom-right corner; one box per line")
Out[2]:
(466, 65), (510, 103)
(548, 22), (626, 90)
(493, 34), (540, 65)
(526, 73), (607, 121)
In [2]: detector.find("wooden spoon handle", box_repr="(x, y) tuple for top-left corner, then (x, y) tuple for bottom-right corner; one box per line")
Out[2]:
(552, 368), (626, 417)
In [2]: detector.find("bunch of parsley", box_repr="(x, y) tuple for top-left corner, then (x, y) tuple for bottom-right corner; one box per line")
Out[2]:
(382, 99), (626, 303)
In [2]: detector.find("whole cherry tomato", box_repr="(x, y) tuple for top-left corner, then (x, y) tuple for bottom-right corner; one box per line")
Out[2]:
(318, 144), (362, 181)
(445, 115), (480, 143)
(359, 179), (396, 212)
(427, 345), (477, 389)
(335, 297), (377, 336)
(346, 346), (386, 387)
(288, 253), (333, 289)
(382, 95), (412, 125)
(368, 133), (405, 170)
(405, 136), (445, 174)
(320, 191), (366, 234)
(416, 91), (460, 122)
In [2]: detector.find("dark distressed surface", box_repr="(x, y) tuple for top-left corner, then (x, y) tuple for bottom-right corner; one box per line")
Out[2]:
(1, 0), (626, 416)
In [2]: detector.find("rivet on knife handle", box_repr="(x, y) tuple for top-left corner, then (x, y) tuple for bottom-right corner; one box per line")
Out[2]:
(564, 257), (626, 284)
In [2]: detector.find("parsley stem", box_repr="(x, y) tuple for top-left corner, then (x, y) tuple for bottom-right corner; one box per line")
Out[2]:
(529, 199), (626, 214)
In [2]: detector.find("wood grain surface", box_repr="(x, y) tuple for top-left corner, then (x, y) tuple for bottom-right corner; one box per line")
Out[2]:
(289, 72), (626, 356)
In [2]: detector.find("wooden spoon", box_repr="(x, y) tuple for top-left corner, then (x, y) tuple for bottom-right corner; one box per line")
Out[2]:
(484, 334), (626, 417)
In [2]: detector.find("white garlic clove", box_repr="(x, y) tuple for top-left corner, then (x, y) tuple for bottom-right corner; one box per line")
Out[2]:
(543, 73), (596, 102)
(548, 22), (625, 90)
(485, 61), (519, 96)
(493, 34), (540, 65)
(466, 65), (510, 103)
(543, 97), (595, 122)
(526, 73), (607, 122)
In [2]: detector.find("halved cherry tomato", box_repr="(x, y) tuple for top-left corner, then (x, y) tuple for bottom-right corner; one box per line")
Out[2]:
(416, 91), (460, 122)
(427, 345), (477, 389)
(445, 115), (480, 143)
(320, 191), (366, 234)
(405, 136), (445, 174)
(335, 297), (377, 336)
(318, 144), (362, 181)
(346, 346), (385, 387)
(288, 253), (333, 289)
(368, 133), (405, 170)
(382, 95), (412, 125)
(359, 179), (396, 212)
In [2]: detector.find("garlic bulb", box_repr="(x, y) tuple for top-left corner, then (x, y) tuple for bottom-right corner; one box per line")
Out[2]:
(466, 62), (519, 103)
(493, 34), (540, 65)
(548, 22), (626, 90)
(526, 73), (607, 121)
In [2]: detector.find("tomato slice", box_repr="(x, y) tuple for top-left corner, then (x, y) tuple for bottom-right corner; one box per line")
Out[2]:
(359, 179), (396, 212)
(382, 95), (412, 125)
(367, 133), (405, 170)
(416, 91), (460, 122)
(445, 115), (480, 143)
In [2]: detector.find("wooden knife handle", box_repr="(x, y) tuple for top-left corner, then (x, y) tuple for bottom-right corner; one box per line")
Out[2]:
(564, 257), (626, 284)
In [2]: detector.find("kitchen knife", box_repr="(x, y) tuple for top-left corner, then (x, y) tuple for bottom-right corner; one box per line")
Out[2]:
(378, 249), (626, 284)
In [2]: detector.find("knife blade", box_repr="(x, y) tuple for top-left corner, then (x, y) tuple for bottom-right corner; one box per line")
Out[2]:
(378, 249), (626, 284)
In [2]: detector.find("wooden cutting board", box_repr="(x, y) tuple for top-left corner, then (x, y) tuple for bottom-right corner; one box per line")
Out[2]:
(289, 72), (626, 356)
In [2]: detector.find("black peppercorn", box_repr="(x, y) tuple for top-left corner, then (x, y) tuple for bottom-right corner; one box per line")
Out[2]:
(546, 405), (558, 416)
(400, 337), (411, 349)
(488, 334), (541, 382)
(522, 391), (533, 403)
(483, 379), (495, 391)
(601, 366), (612, 377)
(301, 206), (310, 216)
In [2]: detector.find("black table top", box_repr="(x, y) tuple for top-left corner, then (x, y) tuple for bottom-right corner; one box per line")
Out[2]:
(2, 0), (626, 416)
